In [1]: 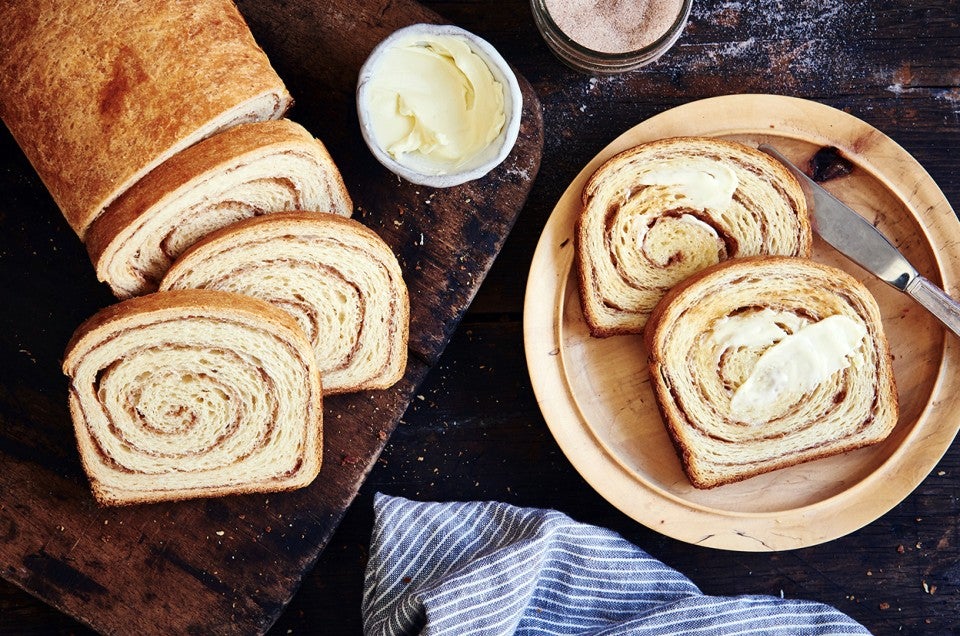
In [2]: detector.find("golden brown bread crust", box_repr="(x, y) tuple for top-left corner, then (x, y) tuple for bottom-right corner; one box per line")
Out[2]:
(0, 0), (291, 238)
(644, 256), (899, 489)
(576, 136), (811, 337)
(63, 289), (323, 505)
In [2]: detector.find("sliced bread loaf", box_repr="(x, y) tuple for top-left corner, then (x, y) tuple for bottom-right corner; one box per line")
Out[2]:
(0, 0), (291, 239)
(576, 136), (811, 336)
(62, 289), (323, 505)
(160, 212), (408, 394)
(644, 256), (898, 489)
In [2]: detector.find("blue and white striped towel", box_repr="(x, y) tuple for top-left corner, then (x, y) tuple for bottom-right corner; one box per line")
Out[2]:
(362, 494), (869, 635)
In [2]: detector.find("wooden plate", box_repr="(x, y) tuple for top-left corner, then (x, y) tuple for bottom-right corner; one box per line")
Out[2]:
(523, 94), (960, 551)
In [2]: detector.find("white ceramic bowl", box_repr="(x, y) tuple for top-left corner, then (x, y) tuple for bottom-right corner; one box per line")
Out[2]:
(356, 23), (523, 188)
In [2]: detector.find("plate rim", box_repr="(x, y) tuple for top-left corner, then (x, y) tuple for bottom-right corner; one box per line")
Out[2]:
(523, 93), (960, 551)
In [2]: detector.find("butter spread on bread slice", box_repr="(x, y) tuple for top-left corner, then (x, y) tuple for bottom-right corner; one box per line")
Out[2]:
(644, 256), (898, 489)
(576, 136), (811, 337)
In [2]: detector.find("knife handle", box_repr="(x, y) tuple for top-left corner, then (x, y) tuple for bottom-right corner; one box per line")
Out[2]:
(905, 276), (960, 339)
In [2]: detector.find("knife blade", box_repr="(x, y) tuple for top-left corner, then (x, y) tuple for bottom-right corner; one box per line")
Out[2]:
(759, 143), (960, 339)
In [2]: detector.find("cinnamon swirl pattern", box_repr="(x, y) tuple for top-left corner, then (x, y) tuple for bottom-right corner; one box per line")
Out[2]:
(161, 213), (408, 395)
(86, 119), (353, 299)
(645, 256), (898, 489)
(575, 137), (811, 337)
(62, 289), (323, 505)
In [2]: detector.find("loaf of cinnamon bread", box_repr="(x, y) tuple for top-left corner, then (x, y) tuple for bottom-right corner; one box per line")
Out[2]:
(0, 0), (292, 239)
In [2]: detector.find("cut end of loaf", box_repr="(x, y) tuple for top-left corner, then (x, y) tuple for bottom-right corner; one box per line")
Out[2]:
(63, 289), (323, 505)
(645, 256), (899, 490)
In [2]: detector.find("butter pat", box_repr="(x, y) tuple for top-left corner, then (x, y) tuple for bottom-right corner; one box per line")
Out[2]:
(727, 314), (867, 423)
(357, 24), (522, 188)
(638, 159), (739, 211)
(710, 308), (806, 351)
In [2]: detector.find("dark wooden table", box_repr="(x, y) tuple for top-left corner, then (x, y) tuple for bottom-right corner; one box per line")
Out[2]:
(4, 0), (960, 633)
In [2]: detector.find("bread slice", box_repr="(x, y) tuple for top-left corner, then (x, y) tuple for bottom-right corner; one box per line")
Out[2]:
(62, 289), (323, 505)
(0, 0), (291, 239)
(160, 212), (408, 394)
(644, 256), (898, 489)
(86, 119), (353, 299)
(575, 136), (811, 337)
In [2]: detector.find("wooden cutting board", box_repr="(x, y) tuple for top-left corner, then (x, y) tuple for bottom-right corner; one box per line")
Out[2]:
(0, 1), (543, 633)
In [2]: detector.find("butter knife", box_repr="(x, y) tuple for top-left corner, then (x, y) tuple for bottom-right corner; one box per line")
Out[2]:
(759, 143), (960, 339)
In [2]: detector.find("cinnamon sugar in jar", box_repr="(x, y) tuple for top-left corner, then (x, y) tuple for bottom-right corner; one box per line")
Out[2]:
(531, 0), (691, 73)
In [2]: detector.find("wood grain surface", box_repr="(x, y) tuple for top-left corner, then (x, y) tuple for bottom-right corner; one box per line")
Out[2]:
(0, 0), (542, 633)
(5, 0), (960, 634)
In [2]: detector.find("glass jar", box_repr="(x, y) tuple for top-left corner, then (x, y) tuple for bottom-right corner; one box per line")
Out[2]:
(530, 0), (693, 74)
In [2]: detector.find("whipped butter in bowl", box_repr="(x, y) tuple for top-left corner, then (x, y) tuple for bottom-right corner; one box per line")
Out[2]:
(357, 24), (523, 188)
